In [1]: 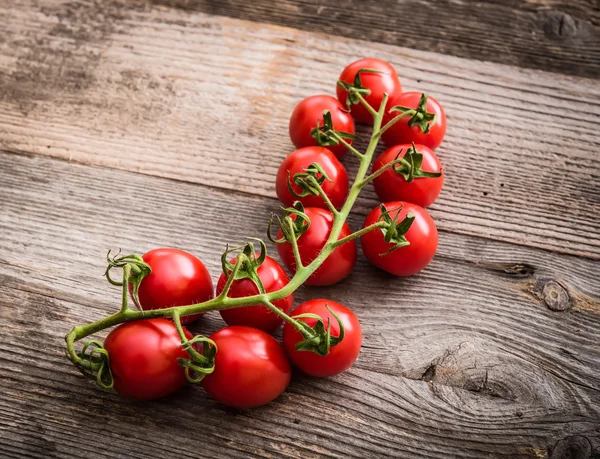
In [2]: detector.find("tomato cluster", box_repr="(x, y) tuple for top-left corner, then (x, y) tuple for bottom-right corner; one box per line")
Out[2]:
(282, 57), (445, 277)
(91, 57), (448, 409)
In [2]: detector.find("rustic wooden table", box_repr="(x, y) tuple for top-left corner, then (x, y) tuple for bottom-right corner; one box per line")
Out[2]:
(1, 1), (599, 458)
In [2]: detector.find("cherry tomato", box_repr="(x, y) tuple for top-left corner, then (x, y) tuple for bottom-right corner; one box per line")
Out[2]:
(382, 92), (446, 150)
(372, 144), (444, 207)
(289, 95), (355, 159)
(276, 207), (357, 286)
(104, 319), (192, 400)
(276, 147), (349, 210)
(136, 248), (213, 324)
(202, 326), (291, 408)
(283, 299), (362, 377)
(216, 255), (293, 333)
(360, 202), (438, 276)
(336, 58), (403, 125)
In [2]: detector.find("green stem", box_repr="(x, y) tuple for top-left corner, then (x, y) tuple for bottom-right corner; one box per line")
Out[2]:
(330, 221), (387, 248)
(326, 130), (363, 159)
(360, 157), (411, 187)
(65, 90), (391, 356)
(119, 264), (131, 313)
(306, 175), (339, 215)
(378, 110), (416, 137)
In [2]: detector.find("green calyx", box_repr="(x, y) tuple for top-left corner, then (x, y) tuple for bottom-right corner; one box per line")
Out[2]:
(310, 109), (358, 147)
(268, 201), (311, 245)
(220, 238), (268, 294)
(390, 93), (436, 133)
(378, 204), (416, 255)
(71, 339), (114, 390)
(393, 143), (442, 182)
(105, 250), (152, 308)
(177, 335), (217, 384)
(336, 68), (383, 109)
(292, 306), (345, 356)
(287, 162), (332, 198)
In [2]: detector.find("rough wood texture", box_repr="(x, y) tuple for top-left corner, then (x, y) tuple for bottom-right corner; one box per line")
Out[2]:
(0, 0), (599, 258)
(154, 0), (600, 79)
(1, 152), (599, 458)
(1, 0), (599, 458)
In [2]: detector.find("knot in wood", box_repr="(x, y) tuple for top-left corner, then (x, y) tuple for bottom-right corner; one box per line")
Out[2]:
(542, 280), (571, 311)
(543, 11), (579, 40)
(551, 435), (592, 459)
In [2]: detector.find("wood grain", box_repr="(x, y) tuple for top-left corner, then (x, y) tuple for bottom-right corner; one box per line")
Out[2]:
(154, 0), (600, 79)
(1, 0), (599, 258)
(1, 151), (599, 458)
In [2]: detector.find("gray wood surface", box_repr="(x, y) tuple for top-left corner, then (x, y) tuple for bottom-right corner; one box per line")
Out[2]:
(0, 0), (599, 458)
(1, 0), (599, 258)
(1, 152), (599, 459)
(154, 0), (600, 79)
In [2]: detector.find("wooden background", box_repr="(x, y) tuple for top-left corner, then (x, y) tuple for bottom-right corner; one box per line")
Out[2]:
(1, 1), (599, 458)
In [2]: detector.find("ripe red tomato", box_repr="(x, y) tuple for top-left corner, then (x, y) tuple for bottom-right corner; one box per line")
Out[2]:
(372, 144), (444, 207)
(336, 58), (403, 124)
(216, 255), (293, 333)
(382, 92), (446, 150)
(289, 95), (355, 158)
(136, 248), (213, 324)
(276, 147), (349, 210)
(360, 202), (438, 276)
(276, 207), (357, 286)
(202, 326), (291, 408)
(282, 299), (362, 377)
(104, 319), (192, 400)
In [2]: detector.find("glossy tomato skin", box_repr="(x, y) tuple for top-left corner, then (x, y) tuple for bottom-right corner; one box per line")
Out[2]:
(276, 147), (349, 210)
(336, 58), (403, 124)
(276, 207), (357, 286)
(104, 319), (192, 400)
(372, 144), (444, 207)
(361, 202), (438, 276)
(136, 248), (213, 325)
(202, 326), (291, 408)
(382, 92), (446, 150)
(283, 299), (362, 377)
(289, 95), (355, 159)
(216, 255), (293, 333)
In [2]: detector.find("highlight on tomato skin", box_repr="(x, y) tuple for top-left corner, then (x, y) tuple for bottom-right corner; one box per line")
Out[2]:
(360, 201), (438, 277)
(104, 319), (193, 401)
(276, 207), (357, 286)
(289, 94), (355, 159)
(336, 58), (403, 125)
(134, 248), (213, 325)
(372, 144), (444, 208)
(216, 255), (293, 334)
(275, 146), (349, 210)
(201, 326), (292, 409)
(382, 92), (447, 150)
(282, 299), (362, 377)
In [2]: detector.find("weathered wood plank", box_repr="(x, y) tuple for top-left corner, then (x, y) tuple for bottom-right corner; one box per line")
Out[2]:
(0, 0), (599, 258)
(154, 0), (600, 79)
(0, 151), (598, 458)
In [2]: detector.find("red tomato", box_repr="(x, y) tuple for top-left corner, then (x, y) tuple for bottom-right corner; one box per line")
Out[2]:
(360, 202), (438, 276)
(276, 207), (357, 286)
(136, 248), (213, 324)
(276, 147), (349, 210)
(372, 144), (444, 207)
(336, 58), (403, 124)
(104, 319), (192, 400)
(289, 95), (355, 158)
(216, 255), (293, 333)
(282, 299), (362, 377)
(382, 92), (446, 150)
(202, 326), (291, 408)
